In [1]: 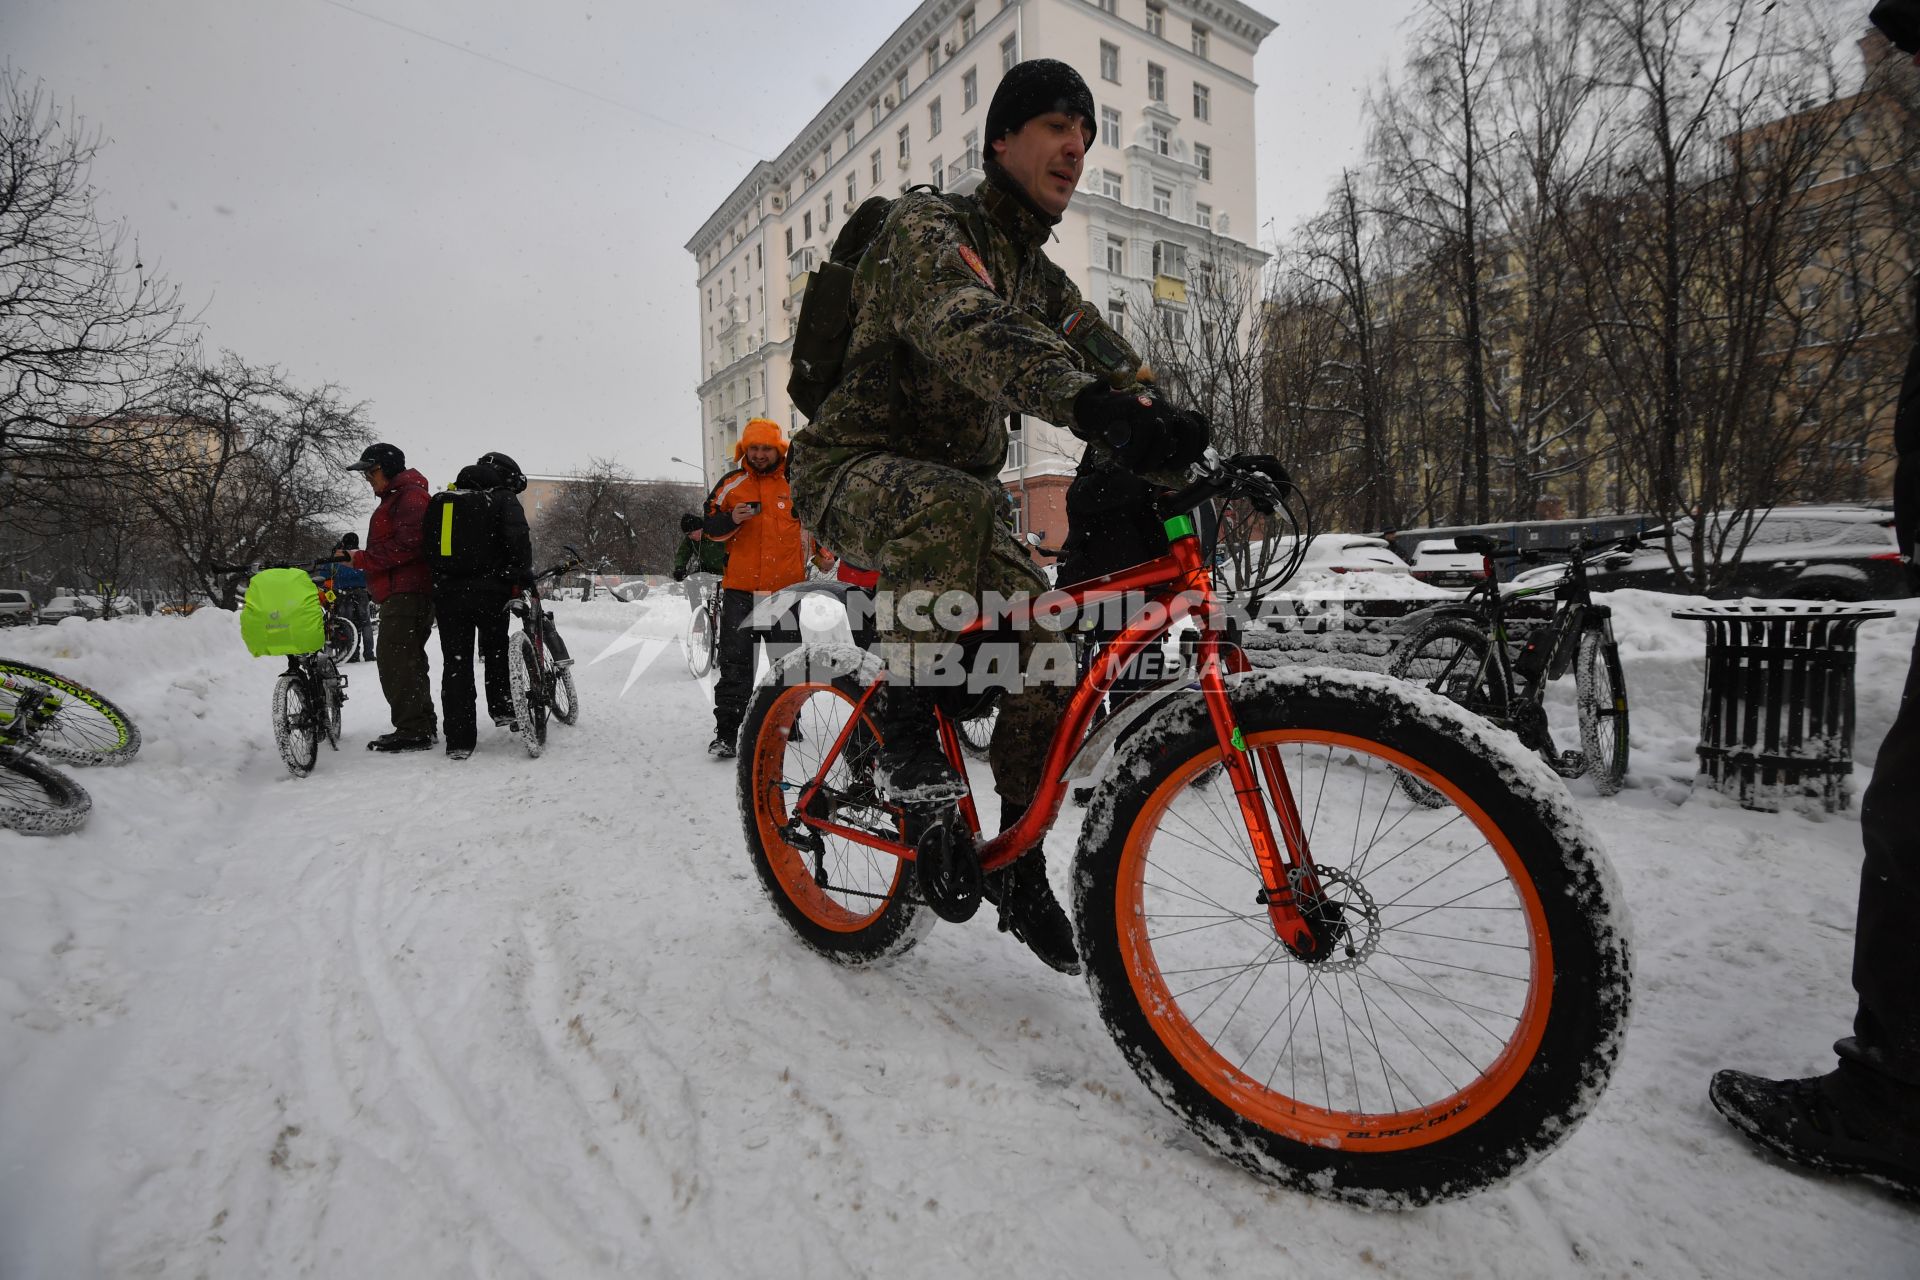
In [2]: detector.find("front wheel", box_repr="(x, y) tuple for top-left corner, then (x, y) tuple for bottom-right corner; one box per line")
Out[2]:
(686, 604), (714, 678)
(550, 664), (580, 726)
(1074, 670), (1631, 1206)
(507, 632), (548, 758)
(0, 659), (142, 766)
(272, 672), (320, 777)
(1577, 631), (1629, 796)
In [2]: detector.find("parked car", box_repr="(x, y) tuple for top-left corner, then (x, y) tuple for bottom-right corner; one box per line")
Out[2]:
(1408, 538), (1494, 589)
(1507, 506), (1907, 601)
(37, 593), (140, 623)
(0, 588), (35, 626)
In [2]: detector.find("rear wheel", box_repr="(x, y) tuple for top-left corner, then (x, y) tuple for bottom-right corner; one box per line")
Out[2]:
(1387, 619), (1505, 807)
(0, 747), (90, 834)
(272, 672), (320, 777)
(0, 660), (142, 766)
(687, 604), (714, 678)
(324, 616), (360, 664)
(955, 703), (997, 759)
(739, 648), (930, 964)
(1075, 672), (1630, 1206)
(507, 633), (548, 757)
(316, 657), (344, 749)
(1577, 631), (1629, 796)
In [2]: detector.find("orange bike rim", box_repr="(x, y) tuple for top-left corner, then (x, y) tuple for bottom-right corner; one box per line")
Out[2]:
(752, 682), (904, 932)
(1117, 729), (1554, 1152)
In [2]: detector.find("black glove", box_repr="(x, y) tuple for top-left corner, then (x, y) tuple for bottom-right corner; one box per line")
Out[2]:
(1071, 383), (1211, 472)
(672, 568), (688, 582)
(1230, 454), (1293, 514)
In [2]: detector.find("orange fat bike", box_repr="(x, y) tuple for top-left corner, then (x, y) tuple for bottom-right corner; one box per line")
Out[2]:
(736, 454), (1631, 1206)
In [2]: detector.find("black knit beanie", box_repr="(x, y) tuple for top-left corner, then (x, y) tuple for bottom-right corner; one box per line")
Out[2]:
(985, 59), (1097, 152)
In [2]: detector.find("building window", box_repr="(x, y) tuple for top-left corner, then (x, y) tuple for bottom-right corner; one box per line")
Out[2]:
(1107, 297), (1127, 334)
(1192, 25), (1210, 58)
(1100, 41), (1120, 83)
(1151, 123), (1170, 156)
(1148, 63), (1165, 102)
(1006, 433), (1026, 468)
(1841, 113), (1864, 139)
(927, 45), (939, 77)
(1100, 106), (1121, 148)
(847, 174), (857, 205)
(784, 229), (793, 257)
(1193, 83), (1211, 122)
(844, 124), (854, 152)
(1100, 169), (1122, 200)
(1194, 142), (1212, 180)
(964, 68), (978, 110)
(896, 72), (908, 105)
(1001, 33), (1018, 73)
(1152, 185), (1172, 216)
(823, 199), (832, 231)
(1844, 155), (1868, 177)
(803, 211), (813, 240)
(929, 97), (943, 137)
(1106, 235), (1125, 274)
(897, 126), (911, 163)
(871, 151), (882, 184)
(1195, 202), (1211, 229)
(1095, 0), (1116, 11)
(1152, 240), (1186, 278)
(1158, 306), (1186, 341)
(1146, 4), (1164, 37)
(961, 8), (976, 41)
(931, 155), (943, 188)
(871, 100), (881, 128)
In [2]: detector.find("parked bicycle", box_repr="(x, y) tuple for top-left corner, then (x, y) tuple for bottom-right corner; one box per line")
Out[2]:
(0, 660), (138, 833)
(225, 559), (351, 778)
(1389, 532), (1635, 801)
(504, 550), (582, 758)
(734, 453), (1631, 1206)
(682, 570), (723, 678)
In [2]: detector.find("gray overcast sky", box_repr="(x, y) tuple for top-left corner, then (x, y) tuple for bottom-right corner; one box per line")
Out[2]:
(5, 0), (1419, 490)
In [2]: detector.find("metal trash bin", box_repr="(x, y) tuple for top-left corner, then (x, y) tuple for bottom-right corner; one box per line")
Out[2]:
(1672, 603), (1893, 813)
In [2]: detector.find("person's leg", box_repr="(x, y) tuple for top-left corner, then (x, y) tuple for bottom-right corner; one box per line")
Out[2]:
(375, 591), (437, 740)
(710, 588), (758, 752)
(437, 592), (479, 752)
(476, 591), (513, 725)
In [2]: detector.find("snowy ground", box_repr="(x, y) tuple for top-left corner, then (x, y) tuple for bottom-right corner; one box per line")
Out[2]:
(2, 591), (1917, 1278)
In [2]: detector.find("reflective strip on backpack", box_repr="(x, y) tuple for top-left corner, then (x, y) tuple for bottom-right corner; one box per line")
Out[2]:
(440, 500), (455, 557)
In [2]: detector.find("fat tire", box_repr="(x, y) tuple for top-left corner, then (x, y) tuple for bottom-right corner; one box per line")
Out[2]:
(507, 633), (547, 758)
(551, 664), (580, 726)
(1576, 631), (1629, 796)
(738, 645), (931, 965)
(272, 672), (319, 777)
(0, 747), (90, 834)
(1074, 669), (1631, 1207)
(0, 659), (142, 767)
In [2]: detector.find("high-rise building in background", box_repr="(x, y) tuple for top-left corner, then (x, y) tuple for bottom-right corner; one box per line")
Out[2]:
(685, 0), (1274, 543)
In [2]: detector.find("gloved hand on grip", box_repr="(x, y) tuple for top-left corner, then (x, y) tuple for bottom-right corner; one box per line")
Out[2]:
(1071, 383), (1211, 473)
(1230, 454), (1293, 514)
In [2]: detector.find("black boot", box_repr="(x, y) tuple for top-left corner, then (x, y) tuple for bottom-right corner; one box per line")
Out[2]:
(1709, 1063), (1920, 1197)
(984, 800), (1081, 975)
(872, 685), (966, 804)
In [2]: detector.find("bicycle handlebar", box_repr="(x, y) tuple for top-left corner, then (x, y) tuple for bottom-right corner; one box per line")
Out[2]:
(1154, 451), (1294, 521)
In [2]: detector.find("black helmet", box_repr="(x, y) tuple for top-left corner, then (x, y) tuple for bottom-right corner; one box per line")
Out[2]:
(336, 531), (360, 551)
(478, 451), (527, 493)
(346, 442), (406, 476)
(680, 512), (703, 534)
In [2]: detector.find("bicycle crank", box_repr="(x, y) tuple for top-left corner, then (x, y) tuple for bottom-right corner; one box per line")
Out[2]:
(910, 809), (981, 924)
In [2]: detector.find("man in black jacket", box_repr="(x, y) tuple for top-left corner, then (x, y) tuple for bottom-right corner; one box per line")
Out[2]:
(1707, 2), (1920, 1196)
(430, 461), (532, 759)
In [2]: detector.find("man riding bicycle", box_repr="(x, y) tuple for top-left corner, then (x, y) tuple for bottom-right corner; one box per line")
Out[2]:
(788, 60), (1211, 974)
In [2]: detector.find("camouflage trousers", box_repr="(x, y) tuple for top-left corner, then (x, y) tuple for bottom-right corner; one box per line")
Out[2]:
(809, 453), (1070, 806)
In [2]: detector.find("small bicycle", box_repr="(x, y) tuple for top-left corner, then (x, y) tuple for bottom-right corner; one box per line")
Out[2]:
(682, 571), (723, 678)
(1389, 532), (1635, 799)
(223, 559), (351, 778)
(735, 453), (1631, 1206)
(504, 551), (582, 758)
(0, 660), (140, 833)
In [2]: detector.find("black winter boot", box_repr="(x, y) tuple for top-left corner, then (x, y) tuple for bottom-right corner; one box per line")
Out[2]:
(1709, 1063), (1920, 1197)
(872, 685), (967, 804)
(984, 800), (1081, 975)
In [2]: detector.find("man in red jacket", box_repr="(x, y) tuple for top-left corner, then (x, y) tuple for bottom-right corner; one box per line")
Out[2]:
(345, 442), (437, 751)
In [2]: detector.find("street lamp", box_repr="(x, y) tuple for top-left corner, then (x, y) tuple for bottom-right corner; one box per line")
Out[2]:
(669, 454), (707, 491)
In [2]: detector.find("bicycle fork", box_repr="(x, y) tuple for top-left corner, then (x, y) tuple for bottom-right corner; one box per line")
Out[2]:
(1194, 637), (1337, 960)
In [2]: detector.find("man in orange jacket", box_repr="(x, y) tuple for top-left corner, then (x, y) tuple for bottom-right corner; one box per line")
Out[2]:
(703, 418), (806, 757)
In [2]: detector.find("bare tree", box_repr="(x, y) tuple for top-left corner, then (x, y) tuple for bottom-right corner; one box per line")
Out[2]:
(136, 353), (373, 606)
(532, 457), (700, 573)
(0, 69), (188, 484)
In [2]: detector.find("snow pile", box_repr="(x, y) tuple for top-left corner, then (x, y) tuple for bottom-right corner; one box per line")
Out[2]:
(1, 602), (1915, 1276)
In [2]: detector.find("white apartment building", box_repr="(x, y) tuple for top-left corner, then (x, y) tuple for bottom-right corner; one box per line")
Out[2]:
(684, 0), (1274, 542)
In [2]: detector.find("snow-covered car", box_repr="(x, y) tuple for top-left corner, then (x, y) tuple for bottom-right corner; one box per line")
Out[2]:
(38, 594), (139, 622)
(1408, 538), (1493, 589)
(1513, 507), (1907, 602)
(1295, 533), (1416, 576)
(610, 581), (651, 602)
(0, 588), (35, 626)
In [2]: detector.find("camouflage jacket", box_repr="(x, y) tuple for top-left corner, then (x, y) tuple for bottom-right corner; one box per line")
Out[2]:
(789, 174), (1139, 527)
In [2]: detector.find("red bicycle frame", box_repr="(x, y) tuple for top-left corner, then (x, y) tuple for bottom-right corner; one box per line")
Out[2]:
(788, 514), (1332, 954)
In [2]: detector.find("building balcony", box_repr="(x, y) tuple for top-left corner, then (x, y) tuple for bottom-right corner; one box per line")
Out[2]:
(946, 148), (984, 195)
